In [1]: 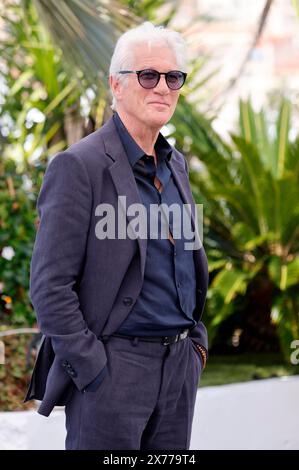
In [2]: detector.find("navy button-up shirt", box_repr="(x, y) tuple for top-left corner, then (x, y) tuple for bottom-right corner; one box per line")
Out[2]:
(113, 112), (197, 336)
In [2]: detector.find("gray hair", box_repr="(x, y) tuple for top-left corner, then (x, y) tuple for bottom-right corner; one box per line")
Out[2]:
(109, 21), (188, 111)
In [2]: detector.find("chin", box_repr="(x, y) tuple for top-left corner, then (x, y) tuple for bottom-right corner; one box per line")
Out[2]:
(147, 112), (171, 129)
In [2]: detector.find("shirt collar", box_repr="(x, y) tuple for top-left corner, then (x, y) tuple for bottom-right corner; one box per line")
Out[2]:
(113, 112), (173, 168)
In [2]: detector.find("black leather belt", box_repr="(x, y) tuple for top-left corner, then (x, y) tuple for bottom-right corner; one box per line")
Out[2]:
(109, 328), (190, 346)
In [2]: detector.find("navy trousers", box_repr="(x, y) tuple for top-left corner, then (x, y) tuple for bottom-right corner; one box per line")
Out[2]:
(65, 334), (202, 450)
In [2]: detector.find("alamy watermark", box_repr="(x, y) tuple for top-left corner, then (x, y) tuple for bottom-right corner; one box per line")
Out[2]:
(290, 339), (299, 365)
(94, 196), (203, 250)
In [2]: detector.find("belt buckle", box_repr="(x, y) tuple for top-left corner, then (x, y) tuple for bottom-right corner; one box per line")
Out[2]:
(181, 330), (188, 340)
(162, 336), (173, 346)
(162, 330), (189, 346)
(162, 334), (179, 346)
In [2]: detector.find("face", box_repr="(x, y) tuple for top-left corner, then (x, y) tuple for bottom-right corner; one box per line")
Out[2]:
(110, 43), (182, 131)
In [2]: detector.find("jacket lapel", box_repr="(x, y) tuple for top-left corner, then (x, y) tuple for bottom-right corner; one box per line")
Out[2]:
(102, 117), (147, 279)
(168, 153), (209, 320)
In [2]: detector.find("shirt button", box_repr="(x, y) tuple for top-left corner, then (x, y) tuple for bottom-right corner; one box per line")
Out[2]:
(123, 297), (133, 306)
(177, 282), (181, 288)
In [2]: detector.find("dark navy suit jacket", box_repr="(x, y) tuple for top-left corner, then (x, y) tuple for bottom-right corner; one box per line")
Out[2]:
(24, 116), (209, 417)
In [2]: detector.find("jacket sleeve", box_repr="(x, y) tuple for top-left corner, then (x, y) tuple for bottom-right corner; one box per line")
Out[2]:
(183, 155), (190, 176)
(29, 151), (107, 392)
(182, 153), (209, 353)
(189, 321), (208, 353)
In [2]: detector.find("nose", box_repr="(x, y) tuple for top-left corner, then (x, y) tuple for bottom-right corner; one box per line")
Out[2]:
(154, 74), (170, 94)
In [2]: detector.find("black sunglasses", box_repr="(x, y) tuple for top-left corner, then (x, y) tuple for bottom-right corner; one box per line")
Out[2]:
(118, 69), (187, 90)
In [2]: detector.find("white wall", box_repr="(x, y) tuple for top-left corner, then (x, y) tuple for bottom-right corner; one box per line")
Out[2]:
(1, 376), (298, 450)
(190, 376), (299, 450)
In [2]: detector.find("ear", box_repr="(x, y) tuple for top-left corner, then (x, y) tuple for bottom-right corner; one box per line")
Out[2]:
(109, 75), (123, 103)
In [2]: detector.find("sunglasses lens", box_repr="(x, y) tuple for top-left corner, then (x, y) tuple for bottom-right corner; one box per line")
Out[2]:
(166, 71), (185, 90)
(139, 70), (159, 88)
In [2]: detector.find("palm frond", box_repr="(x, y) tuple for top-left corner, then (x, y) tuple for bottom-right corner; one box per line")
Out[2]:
(33, 0), (138, 85)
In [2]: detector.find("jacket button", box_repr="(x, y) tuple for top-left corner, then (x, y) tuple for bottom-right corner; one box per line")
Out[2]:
(123, 297), (133, 306)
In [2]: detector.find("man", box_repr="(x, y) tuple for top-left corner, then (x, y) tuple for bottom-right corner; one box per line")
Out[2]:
(24, 21), (209, 450)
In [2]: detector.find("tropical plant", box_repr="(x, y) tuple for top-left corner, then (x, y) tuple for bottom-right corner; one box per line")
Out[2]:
(0, 0), (77, 331)
(187, 98), (299, 361)
(0, 0), (111, 173)
(0, 157), (38, 327)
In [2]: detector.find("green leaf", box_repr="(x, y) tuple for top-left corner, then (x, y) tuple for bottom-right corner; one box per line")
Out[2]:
(211, 267), (249, 304)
